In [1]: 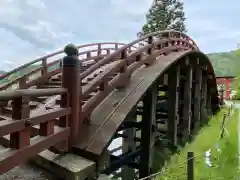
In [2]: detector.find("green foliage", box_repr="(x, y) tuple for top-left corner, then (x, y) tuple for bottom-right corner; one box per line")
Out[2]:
(141, 0), (187, 35)
(231, 75), (240, 100)
(156, 108), (239, 180)
(207, 50), (240, 77)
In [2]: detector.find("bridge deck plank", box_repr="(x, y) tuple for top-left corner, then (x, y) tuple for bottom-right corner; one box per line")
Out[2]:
(74, 52), (187, 157)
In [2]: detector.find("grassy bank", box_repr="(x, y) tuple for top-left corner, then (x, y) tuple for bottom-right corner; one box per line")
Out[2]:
(155, 108), (239, 180)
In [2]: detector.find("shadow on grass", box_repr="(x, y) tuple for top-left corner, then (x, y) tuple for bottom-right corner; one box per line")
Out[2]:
(152, 109), (212, 173)
(152, 142), (180, 173)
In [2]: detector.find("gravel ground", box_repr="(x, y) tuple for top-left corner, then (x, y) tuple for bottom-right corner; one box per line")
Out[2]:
(0, 163), (57, 180)
(0, 145), (57, 180)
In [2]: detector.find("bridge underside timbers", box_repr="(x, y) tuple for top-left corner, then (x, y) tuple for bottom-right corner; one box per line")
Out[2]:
(69, 52), (219, 179)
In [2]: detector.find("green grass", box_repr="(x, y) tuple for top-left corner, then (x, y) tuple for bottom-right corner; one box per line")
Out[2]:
(155, 108), (239, 180)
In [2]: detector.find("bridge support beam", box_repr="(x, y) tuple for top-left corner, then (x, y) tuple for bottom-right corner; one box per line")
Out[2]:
(201, 67), (208, 123)
(182, 57), (192, 141)
(139, 82), (157, 179)
(167, 65), (180, 146)
(121, 109), (137, 180)
(193, 58), (202, 131)
(206, 78), (212, 115)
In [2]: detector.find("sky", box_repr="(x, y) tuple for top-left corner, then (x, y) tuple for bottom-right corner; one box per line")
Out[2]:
(0, 0), (239, 70)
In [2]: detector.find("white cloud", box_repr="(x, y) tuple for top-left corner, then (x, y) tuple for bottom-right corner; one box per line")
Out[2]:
(0, 0), (240, 70)
(26, 0), (45, 9)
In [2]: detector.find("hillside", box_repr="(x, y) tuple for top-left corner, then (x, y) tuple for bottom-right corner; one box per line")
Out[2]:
(0, 51), (239, 83)
(207, 50), (239, 77)
(0, 64), (59, 83)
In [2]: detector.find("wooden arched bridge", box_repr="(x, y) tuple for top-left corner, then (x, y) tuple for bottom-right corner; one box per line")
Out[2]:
(0, 31), (219, 179)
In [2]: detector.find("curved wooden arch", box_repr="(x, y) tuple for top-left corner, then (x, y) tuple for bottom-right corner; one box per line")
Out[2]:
(73, 50), (219, 157)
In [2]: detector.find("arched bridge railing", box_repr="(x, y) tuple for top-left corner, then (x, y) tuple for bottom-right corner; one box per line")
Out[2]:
(0, 30), (218, 175)
(0, 42), (130, 91)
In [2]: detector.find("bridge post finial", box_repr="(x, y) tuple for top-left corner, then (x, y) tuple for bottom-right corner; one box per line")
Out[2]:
(62, 43), (81, 149)
(64, 44), (78, 56)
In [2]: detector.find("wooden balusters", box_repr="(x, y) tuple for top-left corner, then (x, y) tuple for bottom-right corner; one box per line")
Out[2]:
(39, 118), (55, 136)
(41, 58), (48, 75)
(87, 52), (91, 58)
(116, 49), (128, 89)
(97, 44), (101, 56)
(145, 36), (154, 66)
(10, 96), (30, 149)
(147, 36), (153, 54)
(106, 49), (110, 55)
(19, 76), (27, 89)
(99, 79), (108, 91)
(115, 43), (118, 50)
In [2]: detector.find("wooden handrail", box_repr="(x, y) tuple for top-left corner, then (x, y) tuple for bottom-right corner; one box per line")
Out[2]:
(0, 88), (67, 100)
(80, 37), (195, 120)
(0, 107), (71, 137)
(0, 43), (127, 80)
(80, 31), (198, 80)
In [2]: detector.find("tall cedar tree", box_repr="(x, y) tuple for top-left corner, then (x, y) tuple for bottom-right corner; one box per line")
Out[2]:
(140, 0), (187, 36)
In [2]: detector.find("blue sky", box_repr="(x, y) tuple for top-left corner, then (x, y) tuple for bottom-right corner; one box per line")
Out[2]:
(0, 0), (239, 70)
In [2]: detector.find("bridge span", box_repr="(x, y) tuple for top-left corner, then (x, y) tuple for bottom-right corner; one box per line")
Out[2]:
(0, 31), (219, 180)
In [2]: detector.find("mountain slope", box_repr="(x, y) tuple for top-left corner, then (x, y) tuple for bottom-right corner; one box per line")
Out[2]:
(207, 50), (239, 77)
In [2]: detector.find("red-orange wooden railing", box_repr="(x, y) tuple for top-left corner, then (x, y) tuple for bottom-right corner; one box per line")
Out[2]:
(0, 43), (129, 91)
(0, 30), (199, 174)
(0, 88), (70, 173)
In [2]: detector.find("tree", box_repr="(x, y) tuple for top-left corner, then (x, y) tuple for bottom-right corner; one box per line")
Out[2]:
(140, 0), (187, 36)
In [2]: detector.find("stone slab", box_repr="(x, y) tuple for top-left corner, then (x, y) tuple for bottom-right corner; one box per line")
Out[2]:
(33, 150), (96, 180)
(97, 174), (111, 180)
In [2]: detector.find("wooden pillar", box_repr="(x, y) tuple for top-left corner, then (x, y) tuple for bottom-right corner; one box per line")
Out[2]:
(139, 82), (157, 179)
(122, 110), (137, 180)
(201, 68), (208, 123)
(182, 57), (192, 141)
(225, 78), (229, 100)
(10, 96), (30, 149)
(62, 44), (81, 148)
(41, 58), (48, 76)
(206, 77), (212, 115)
(167, 65), (180, 146)
(193, 59), (202, 131)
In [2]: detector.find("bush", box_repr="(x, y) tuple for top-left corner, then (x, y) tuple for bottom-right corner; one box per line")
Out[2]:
(233, 86), (240, 100)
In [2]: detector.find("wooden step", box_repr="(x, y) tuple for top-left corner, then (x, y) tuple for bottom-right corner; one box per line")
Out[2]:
(156, 119), (167, 124)
(2, 107), (12, 114)
(47, 81), (62, 86)
(158, 85), (168, 91)
(37, 85), (61, 89)
(51, 77), (61, 81)
(31, 96), (49, 102)
(29, 101), (39, 109)
(82, 92), (98, 101)
(157, 95), (168, 100)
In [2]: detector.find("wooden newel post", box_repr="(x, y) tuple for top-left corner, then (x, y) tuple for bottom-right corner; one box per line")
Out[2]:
(187, 152), (194, 180)
(62, 44), (80, 148)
